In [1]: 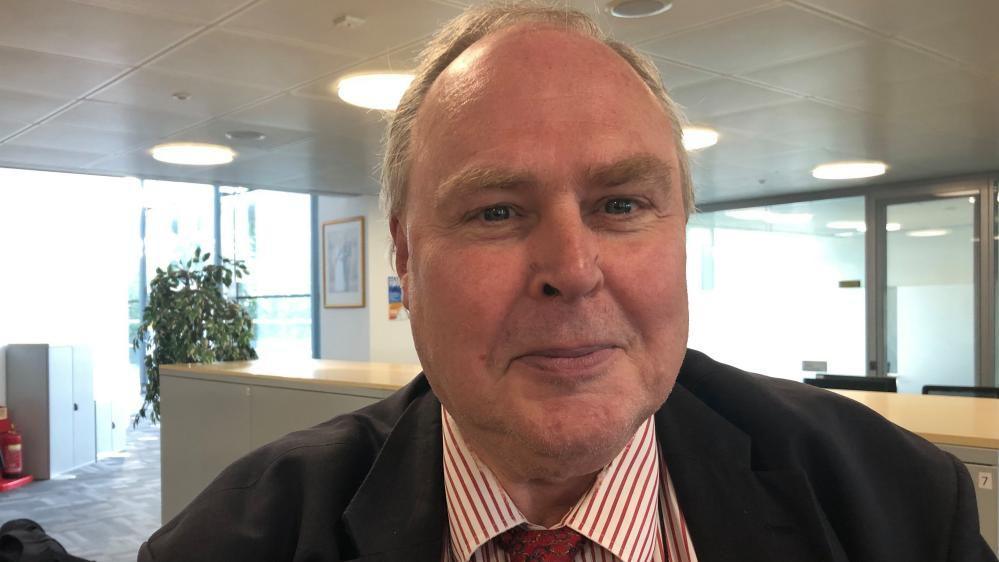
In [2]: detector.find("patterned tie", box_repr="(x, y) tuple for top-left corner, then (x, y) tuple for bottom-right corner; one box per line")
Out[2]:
(496, 525), (586, 562)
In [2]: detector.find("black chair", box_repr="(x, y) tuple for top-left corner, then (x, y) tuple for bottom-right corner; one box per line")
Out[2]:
(922, 385), (999, 398)
(803, 374), (897, 392)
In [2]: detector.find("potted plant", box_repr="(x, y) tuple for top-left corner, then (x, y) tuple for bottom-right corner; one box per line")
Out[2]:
(132, 247), (258, 426)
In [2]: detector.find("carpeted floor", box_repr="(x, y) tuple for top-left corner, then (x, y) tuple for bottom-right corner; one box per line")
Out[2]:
(0, 421), (161, 562)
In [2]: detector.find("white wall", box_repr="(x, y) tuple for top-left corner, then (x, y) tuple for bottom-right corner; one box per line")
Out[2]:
(317, 194), (419, 365)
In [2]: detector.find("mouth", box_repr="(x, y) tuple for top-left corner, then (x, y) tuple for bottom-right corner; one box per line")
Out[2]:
(513, 344), (618, 375)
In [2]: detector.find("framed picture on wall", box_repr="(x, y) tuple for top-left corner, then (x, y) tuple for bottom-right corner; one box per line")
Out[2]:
(322, 216), (366, 308)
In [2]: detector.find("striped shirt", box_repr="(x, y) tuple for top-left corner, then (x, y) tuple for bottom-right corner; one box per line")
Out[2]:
(442, 408), (698, 562)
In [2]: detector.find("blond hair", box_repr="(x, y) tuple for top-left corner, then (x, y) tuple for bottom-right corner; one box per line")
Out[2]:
(381, 1), (693, 220)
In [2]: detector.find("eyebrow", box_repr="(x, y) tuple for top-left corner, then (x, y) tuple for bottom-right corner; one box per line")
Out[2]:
(587, 154), (673, 190)
(435, 166), (536, 207)
(434, 153), (674, 207)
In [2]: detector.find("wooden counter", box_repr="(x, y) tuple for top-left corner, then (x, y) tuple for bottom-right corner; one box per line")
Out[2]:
(833, 390), (999, 449)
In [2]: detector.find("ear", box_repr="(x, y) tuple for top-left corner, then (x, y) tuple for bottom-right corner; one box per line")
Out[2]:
(390, 216), (411, 308)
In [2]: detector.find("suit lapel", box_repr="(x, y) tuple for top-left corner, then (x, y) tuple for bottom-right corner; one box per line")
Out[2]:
(341, 387), (446, 562)
(657, 379), (847, 562)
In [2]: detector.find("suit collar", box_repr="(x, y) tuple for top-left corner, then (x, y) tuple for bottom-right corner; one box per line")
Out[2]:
(656, 352), (847, 562)
(342, 377), (446, 561)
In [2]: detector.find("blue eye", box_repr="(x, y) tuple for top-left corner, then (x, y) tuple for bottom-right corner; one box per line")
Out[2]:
(482, 206), (511, 221)
(604, 199), (634, 214)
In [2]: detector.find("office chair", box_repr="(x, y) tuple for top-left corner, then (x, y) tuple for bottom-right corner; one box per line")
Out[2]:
(922, 385), (999, 398)
(803, 374), (897, 392)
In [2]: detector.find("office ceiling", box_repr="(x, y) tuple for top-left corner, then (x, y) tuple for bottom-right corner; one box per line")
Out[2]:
(0, 0), (996, 205)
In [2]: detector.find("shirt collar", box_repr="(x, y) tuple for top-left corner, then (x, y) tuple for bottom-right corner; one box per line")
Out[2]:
(442, 407), (661, 562)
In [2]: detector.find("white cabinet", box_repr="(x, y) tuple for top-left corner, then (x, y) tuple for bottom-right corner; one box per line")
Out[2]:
(159, 370), (393, 522)
(5, 344), (96, 479)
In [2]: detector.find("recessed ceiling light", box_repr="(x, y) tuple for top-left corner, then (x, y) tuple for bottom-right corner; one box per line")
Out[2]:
(225, 130), (266, 141)
(907, 229), (950, 238)
(834, 232), (855, 238)
(608, 0), (673, 18)
(682, 127), (719, 151)
(885, 222), (901, 232)
(336, 72), (415, 111)
(151, 142), (236, 166)
(812, 160), (888, 180)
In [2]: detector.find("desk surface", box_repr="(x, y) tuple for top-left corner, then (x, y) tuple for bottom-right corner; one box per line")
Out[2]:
(160, 359), (423, 391)
(834, 390), (999, 449)
(162, 361), (999, 449)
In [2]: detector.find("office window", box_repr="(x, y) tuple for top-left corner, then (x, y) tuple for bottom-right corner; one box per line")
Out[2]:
(220, 188), (312, 359)
(0, 167), (140, 404)
(686, 197), (866, 381)
(142, 180), (215, 279)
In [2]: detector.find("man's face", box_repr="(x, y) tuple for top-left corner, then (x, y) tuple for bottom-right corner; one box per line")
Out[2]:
(394, 26), (688, 476)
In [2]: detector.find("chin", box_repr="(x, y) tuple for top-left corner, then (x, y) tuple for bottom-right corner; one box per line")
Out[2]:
(515, 399), (648, 474)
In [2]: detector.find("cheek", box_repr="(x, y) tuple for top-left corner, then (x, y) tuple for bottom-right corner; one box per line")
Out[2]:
(409, 241), (526, 347)
(605, 233), (688, 341)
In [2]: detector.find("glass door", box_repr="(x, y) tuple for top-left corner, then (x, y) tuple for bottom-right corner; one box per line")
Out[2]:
(880, 194), (978, 393)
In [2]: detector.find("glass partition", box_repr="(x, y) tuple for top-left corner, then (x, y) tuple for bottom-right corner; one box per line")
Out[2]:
(686, 197), (866, 381)
(220, 188), (312, 359)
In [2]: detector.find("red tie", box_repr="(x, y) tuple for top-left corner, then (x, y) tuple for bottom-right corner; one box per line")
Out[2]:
(496, 525), (586, 562)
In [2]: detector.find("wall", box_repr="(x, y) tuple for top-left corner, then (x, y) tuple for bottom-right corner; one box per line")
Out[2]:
(317, 194), (419, 365)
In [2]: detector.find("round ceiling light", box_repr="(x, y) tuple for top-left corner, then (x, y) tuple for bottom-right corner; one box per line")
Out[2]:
(150, 142), (236, 166)
(336, 72), (415, 111)
(682, 127), (719, 151)
(812, 160), (888, 180)
(608, 0), (673, 18)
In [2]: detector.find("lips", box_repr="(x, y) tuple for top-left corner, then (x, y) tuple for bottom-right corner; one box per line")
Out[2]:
(514, 344), (618, 374)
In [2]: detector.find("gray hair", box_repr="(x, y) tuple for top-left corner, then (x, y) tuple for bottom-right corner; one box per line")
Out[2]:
(380, 1), (694, 221)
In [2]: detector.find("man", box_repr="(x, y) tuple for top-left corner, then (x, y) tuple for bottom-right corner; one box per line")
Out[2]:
(139, 3), (996, 562)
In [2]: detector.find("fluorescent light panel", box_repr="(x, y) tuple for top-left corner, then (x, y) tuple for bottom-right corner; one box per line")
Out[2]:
(150, 143), (235, 166)
(337, 73), (415, 111)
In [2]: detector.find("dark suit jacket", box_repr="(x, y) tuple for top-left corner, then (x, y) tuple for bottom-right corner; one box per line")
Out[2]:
(139, 350), (996, 561)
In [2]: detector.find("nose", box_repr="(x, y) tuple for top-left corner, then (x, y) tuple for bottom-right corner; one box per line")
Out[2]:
(529, 207), (603, 301)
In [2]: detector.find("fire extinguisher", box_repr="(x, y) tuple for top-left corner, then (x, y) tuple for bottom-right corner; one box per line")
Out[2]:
(1, 424), (23, 478)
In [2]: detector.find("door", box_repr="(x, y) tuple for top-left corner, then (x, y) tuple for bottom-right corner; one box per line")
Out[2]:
(72, 346), (96, 468)
(879, 194), (978, 393)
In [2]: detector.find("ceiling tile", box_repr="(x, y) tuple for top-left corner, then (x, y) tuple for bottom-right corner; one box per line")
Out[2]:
(50, 100), (204, 136)
(161, 120), (312, 154)
(9, 122), (156, 154)
(744, 40), (956, 103)
(92, 68), (275, 118)
(0, 144), (105, 169)
(75, 0), (252, 24)
(0, 120), (29, 139)
(0, 45), (126, 98)
(797, 0), (995, 39)
(151, 29), (360, 90)
(0, 88), (70, 123)
(294, 42), (422, 100)
(225, 94), (385, 145)
(710, 100), (870, 136)
(225, 0), (462, 59)
(836, 68), (996, 115)
(0, 0), (199, 65)
(642, 5), (868, 74)
(670, 77), (798, 121)
(648, 57), (717, 90)
(448, 0), (774, 45)
(898, 12), (999, 76)
(690, 130), (806, 171)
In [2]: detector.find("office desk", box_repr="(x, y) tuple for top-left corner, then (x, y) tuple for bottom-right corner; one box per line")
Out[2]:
(834, 390), (999, 553)
(158, 363), (998, 553)
(158, 360), (422, 522)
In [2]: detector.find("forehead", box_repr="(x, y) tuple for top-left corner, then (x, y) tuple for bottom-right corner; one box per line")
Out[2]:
(408, 25), (676, 178)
